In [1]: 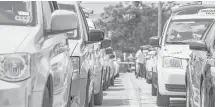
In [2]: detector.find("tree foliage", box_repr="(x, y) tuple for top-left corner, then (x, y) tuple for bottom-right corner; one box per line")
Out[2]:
(95, 1), (177, 53)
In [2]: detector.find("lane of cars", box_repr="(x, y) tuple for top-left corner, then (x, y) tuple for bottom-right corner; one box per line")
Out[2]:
(142, 2), (215, 107)
(0, 1), (120, 107)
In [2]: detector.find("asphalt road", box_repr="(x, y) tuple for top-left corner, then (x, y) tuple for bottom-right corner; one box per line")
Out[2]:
(96, 72), (186, 107)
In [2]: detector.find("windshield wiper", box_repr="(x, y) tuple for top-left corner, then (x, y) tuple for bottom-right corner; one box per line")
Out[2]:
(166, 41), (189, 44)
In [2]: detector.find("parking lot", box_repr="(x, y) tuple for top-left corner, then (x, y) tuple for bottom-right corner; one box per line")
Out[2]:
(0, 1), (215, 107)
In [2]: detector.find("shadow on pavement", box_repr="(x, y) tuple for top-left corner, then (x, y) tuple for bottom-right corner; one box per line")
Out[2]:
(106, 88), (125, 91)
(100, 99), (130, 107)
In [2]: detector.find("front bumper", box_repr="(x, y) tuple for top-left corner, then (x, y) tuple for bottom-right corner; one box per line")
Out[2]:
(158, 67), (186, 96)
(0, 79), (32, 107)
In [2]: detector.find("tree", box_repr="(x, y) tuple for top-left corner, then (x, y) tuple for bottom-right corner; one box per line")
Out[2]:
(96, 1), (176, 53)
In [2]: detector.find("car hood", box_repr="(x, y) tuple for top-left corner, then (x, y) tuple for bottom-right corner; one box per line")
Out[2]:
(0, 26), (33, 54)
(163, 45), (192, 59)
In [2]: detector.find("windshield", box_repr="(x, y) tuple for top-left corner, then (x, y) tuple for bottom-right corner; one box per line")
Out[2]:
(0, 1), (35, 26)
(166, 19), (212, 44)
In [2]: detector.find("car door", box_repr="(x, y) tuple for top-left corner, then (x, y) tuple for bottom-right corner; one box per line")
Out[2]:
(192, 22), (215, 90)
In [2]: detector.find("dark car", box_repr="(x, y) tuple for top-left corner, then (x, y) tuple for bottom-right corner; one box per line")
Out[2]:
(186, 21), (215, 107)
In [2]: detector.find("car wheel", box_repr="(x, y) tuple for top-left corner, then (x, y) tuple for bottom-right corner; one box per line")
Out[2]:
(151, 84), (157, 96)
(110, 76), (114, 86)
(146, 76), (152, 84)
(43, 86), (52, 107)
(89, 90), (94, 107)
(85, 73), (91, 107)
(94, 83), (103, 105)
(103, 70), (108, 91)
(116, 73), (119, 77)
(200, 80), (214, 107)
(186, 80), (191, 107)
(67, 81), (72, 107)
(157, 88), (169, 106)
(107, 71), (111, 87)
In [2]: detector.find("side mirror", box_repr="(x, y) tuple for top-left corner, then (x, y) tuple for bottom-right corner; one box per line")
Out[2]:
(189, 41), (207, 51)
(109, 54), (115, 59)
(105, 48), (113, 54)
(101, 39), (112, 49)
(149, 36), (160, 47)
(88, 29), (104, 42)
(50, 10), (77, 33)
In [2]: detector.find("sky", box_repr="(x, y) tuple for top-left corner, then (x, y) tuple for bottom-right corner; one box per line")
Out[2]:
(81, 1), (118, 14)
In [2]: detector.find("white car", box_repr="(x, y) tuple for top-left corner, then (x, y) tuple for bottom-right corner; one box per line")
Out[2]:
(149, 3), (214, 106)
(58, 2), (104, 107)
(0, 1), (77, 107)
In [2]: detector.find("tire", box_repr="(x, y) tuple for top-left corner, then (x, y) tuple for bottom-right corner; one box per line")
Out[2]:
(103, 70), (108, 91)
(107, 71), (111, 87)
(157, 88), (169, 106)
(88, 90), (94, 107)
(110, 76), (114, 86)
(94, 84), (103, 105)
(116, 73), (119, 77)
(151, 84), (157, 96)
(67, 81), (72, 107)
(186, 77), (191, 107)
(200, 80), (214, 107)
(146, 76), (152, 84)
(103, 81), (107, 91)
(85, 73), (91, 107)
(43, 86), (52, 107)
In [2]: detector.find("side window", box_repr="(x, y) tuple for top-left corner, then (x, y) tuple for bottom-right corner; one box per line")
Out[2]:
(42, 1), (55, 30)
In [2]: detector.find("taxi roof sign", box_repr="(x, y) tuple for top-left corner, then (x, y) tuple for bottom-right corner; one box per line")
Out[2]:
(198, 8), (215, 16)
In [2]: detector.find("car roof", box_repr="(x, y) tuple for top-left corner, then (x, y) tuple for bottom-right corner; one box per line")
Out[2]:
(171, 14), (214, 20)
(57, 1), (76, 5)
(172, 4), (215, 14)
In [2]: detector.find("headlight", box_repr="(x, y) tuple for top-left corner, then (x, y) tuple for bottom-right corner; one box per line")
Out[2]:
(163, 57), (182, 68)
(70, 56), (80, 72)
(0, 53), (31, 81)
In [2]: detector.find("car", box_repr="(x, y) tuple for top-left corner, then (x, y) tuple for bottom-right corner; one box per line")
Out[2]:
(149, 3), (214, 106)
(99, 39), (112, 91)
(86, 18), (104, 105)
(186, 21), (215, 107)
(58, 1), (104, 107)
(0, 1), (77, 107)
(106, 48), (116, 86)
(113, 55), (121, 78)
(145, 48), (157, 84)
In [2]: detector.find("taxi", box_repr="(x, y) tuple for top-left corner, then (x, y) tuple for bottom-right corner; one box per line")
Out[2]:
(58, 2), (104, 107)
(149, 3), (214, 106)
(0, 1), (77, 107)
(186, 21), (215, 107)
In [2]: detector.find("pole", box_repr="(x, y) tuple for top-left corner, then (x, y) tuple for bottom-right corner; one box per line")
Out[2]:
(158, 1), (162, 37)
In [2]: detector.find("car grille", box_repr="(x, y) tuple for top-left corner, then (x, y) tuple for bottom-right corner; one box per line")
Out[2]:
(165, 84), (186, 92)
